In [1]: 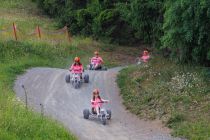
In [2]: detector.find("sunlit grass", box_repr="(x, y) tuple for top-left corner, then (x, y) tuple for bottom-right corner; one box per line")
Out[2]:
(0, 40), (77, 139)
(0, 0), (67, 45)
(0, 0), (76, 139)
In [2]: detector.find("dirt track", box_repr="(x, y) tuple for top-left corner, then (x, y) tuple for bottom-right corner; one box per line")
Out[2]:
(14, 67), (182, 140)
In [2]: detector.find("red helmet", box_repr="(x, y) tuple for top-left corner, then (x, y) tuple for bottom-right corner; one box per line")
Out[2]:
(74, 57), (80, 62)
(93, 89), (99, 95)
(94, 51), (99, 55)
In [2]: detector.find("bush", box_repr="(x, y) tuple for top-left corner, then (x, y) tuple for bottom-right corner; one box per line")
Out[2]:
(93, 9), (124, 43)
(77, 9), (93, 35)
(117, 0), (163, 45)
(36, 0), (210, 65)
(162, 0), (210, 65)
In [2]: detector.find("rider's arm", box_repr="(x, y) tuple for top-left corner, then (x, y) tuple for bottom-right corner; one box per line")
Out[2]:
(69, 64), (73, 71)
(91, 99), (109, 103)
(140, 56), (144, 61)
(100, 57), (104, 64)
(101, 99), (109, 103)
(90, 57), (94, 63)
(70, 64), (76, 72)
(81, 65), (84, 72)
(97, 57), (103, 64)
(91, 99), (94, 104)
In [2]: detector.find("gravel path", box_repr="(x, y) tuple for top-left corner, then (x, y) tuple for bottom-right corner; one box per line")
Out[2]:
(14, 67), (182, 140)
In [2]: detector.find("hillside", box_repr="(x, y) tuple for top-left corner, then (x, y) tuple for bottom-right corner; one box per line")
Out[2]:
(0, 0), (138, 139)
(118, 56), (210, 139)
(0, 0), (76, 139)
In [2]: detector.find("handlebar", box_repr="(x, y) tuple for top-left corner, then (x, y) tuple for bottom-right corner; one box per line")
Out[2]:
(91, 100), (109, 104)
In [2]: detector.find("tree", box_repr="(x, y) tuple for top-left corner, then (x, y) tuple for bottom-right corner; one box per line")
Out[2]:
(162, 0), (210, 64)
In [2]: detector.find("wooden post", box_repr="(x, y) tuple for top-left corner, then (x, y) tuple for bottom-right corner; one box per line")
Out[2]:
(37, 25), (41, 39)
(13, 23), (18, 41)
(65, 26), (71, 42)
(21, 85), (28, 110)
(40, 103), (44, 117)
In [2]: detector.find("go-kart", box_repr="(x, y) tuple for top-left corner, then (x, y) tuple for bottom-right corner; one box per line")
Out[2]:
(134, 57), (150, 65)
(83, 101), (111, 125)
(135, 57), (144, 65)
(87, 63), (107, 71)
(65, 73), (89, 89)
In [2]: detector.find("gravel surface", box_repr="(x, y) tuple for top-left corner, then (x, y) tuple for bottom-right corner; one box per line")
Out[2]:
(14, 67), (183, 140)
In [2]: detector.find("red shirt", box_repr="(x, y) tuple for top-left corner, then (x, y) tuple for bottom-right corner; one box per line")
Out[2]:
(70, 64), (83, 73)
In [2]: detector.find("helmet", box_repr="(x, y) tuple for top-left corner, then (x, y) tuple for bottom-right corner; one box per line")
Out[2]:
(93, 89), (99, 95)
(94, 51), (99, 55)
(74, 57), (80, 62)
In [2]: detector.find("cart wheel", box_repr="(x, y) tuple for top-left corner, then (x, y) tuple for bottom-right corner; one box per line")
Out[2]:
(83, 109), (90, 119)
(65, 75), (70, 83)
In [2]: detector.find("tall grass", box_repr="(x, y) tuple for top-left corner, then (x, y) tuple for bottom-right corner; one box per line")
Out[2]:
(117, 57), (210, 139)
(0, 40), (77, 139)
(0, 0), (77, 139)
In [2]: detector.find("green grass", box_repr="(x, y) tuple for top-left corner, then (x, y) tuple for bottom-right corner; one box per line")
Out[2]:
(0, 41), (77, 139)
(117, 57), (210, 139)
(0, 1), (77, 139)
(0, 0), (63, 43)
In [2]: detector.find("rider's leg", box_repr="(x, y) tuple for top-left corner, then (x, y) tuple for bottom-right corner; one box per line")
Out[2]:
(89, 64), (93, 70)
(92, 64), (96, 70)
(98, 64), (102, 69)
(92, 107), (96, 114)
(91, 64), (96, 70)
(95, 64), (100, 70)
(95, 64), (102, 70)
(96, 106), (100, 116)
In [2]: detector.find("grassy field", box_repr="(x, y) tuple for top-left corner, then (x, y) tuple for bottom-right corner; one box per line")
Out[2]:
(0, 0), (139, 139)
(0, 34), (76, 140)
(117, 56), (210, 139)
(0, 0), (76, 137)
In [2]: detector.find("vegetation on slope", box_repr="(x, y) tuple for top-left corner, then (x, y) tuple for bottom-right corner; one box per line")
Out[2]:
(0, 36), (76, 140)
(0, 1), (75, 139)
(37, 0), (210, 65)
(117, 57), (210, 139)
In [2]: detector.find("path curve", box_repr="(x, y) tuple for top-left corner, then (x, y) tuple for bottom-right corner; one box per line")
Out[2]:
(14, 67), (182, 140)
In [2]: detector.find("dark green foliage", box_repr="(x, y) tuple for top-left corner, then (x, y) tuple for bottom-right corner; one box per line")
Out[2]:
(35, 0), (136, 44)
(36, 0), (65, 15)
(77, 9), (93, 35)
(117, 0), (163, 45)
(93, 9), (135, 44)
(167, 113), (185, 128)
(162, 0), (210, 65)
(36, 0), (210, 64)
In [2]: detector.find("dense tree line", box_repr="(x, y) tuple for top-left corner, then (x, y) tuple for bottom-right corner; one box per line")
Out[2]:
(36, 0), (210, 65)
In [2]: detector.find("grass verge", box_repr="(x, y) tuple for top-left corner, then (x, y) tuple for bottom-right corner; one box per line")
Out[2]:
(117, 56), (210, 139)
(0, 1), (77, 139)
(0, 41), (76, 139)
